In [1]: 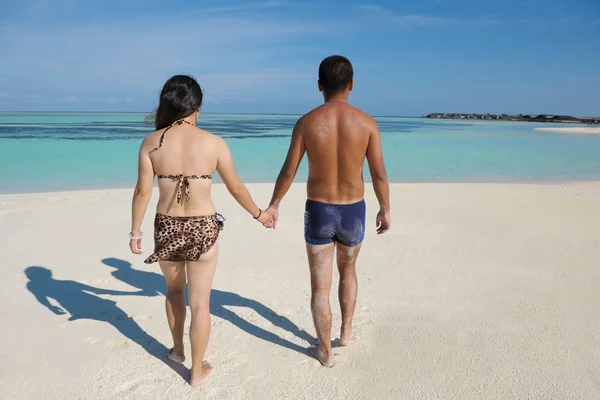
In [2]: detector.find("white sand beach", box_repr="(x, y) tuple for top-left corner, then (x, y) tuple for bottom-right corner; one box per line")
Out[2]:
(1, 183), (600, 400)
(534, 127), (600, 135)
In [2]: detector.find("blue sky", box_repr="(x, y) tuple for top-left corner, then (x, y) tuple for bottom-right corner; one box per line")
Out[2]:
(0, 0), (598, 116)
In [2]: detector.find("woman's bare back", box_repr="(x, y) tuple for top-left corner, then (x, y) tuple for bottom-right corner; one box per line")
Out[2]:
(145, 122), (220, 216)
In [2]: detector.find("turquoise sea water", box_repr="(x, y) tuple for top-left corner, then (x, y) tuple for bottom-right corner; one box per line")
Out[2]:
(1, 112), (600, 193)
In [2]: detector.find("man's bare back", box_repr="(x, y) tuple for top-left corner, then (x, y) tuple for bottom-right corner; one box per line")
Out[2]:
(301, 101), (375, 204)
(268, 96), (390, 231)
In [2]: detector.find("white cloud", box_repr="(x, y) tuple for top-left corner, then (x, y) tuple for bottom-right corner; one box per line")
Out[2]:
(24, 94), (41, 102)
(573, 77), (600, 82)
(0, 92), (13, 99)
(0, 9), (336, 102)
(203, 1), (291, 13)
(353, 4), (543, 29)
(203, 97), (221, 104)
(55, 96), (77, 103)
(559, 16), (578, 25)
(88, 97), (138, 104)
(354, 4), (384, 13)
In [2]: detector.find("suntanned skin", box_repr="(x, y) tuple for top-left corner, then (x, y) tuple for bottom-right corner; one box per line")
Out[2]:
(129, 110), (273, 386)
(266, 79), (391, 367)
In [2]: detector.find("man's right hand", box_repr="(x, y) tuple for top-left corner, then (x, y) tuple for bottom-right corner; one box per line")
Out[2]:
(265, 206), (279, 229)
(376, 209), (391, 234)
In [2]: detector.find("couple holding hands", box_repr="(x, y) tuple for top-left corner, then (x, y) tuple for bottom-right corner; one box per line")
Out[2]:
(129, 55), (390, 386)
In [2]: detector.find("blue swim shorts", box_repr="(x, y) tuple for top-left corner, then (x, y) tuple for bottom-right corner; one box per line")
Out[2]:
(304, 199), (366, 247)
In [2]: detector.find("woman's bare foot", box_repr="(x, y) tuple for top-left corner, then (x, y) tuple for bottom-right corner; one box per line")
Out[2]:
(189, 361), (213, 387)
(167, 348), (185, 363)
(308, 346), (335, 368)
(339, 335), (359, 346)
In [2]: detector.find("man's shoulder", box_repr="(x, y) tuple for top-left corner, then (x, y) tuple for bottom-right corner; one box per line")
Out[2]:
(293, 109), (321, 130)
(347, 104), (376, 123)
(300, 106), (326, 120)
(298, 103), (376, 126)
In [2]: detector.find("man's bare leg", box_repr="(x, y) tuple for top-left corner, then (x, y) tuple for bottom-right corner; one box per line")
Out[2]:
(306, 242), (336, 367)
(186, 241), (219, 387)
(336, 243), (362, 345)
(159, 261), (187, 362)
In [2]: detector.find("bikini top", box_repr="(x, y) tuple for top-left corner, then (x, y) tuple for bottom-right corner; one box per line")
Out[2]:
(153, 119), (213, 205)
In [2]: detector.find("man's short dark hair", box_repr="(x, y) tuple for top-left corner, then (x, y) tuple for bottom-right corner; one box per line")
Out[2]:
(318, 55), (353, 95)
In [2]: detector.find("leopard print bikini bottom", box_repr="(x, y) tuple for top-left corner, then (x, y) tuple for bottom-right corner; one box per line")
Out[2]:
(144, 213), (226, 264)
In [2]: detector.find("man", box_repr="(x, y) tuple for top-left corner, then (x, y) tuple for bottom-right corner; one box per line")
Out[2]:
(265, 55), (391, 367)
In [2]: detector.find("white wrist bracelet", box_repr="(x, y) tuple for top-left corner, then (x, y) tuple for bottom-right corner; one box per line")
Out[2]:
(129, 231), (143, 240)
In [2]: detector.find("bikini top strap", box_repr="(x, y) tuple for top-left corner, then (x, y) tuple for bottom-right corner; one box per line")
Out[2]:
(153, 120), (190, 151)
(155, 123), (174, 150)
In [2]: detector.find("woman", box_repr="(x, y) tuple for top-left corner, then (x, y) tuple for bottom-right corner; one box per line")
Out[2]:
(129, 75), (273, 386)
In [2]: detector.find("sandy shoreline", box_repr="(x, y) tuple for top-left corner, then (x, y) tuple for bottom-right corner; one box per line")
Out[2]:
(534, 126), (600, 135)
(2, 182), (600, 399)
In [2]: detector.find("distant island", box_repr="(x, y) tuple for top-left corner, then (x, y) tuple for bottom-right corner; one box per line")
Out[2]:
(424, 113), (600, 124)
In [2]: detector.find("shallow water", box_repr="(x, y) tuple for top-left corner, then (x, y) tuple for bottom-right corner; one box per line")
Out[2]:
(1, 112), (599, 193)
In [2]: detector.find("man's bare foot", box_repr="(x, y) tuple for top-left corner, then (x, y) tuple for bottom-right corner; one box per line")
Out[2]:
(308, 346), (335, 368)
(189, 361), (213, 387)
(167, 348), (185, 363)
(339, 335), (359, 346)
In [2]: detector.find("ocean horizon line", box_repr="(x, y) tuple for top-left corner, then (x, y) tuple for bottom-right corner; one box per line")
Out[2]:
(0, 110), (421, 119)
(3, 110), (598, 120)
(0, 110), (596, 122)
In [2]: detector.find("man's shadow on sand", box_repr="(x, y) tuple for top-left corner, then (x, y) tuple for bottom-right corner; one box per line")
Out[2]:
(24, 266), (188, 379)
(101, 257), (315, 355)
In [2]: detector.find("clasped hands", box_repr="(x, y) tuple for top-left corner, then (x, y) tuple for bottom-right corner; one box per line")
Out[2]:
(256, 206), (278, 229)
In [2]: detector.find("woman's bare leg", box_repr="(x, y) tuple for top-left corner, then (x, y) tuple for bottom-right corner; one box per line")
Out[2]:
(186, 241), (219, 386)
(159, 261), (187, 361)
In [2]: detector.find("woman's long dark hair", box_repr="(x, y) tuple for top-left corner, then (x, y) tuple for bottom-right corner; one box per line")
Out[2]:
(145, 75), (203, 130)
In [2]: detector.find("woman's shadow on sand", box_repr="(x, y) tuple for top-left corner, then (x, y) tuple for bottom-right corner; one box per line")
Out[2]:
(24, 266), (188, 379)
(101, 257), (315, 355)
